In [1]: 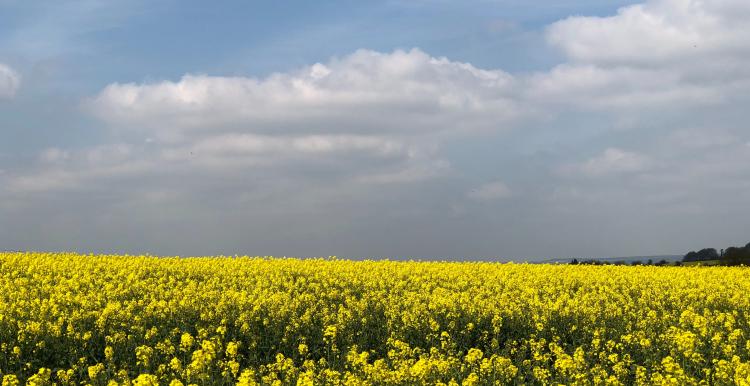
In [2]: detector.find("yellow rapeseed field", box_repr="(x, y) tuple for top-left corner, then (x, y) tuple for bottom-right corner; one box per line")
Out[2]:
(0, 252), (749, 385)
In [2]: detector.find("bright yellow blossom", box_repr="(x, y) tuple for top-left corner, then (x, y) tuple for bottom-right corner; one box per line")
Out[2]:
(0, 252), (748, 384)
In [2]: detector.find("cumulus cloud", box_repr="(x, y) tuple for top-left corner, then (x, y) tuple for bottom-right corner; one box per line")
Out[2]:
(0, 64), (21, 98)
(1, 48), (533, 203)
(85, 48), (519, 141)
(7, 49), (529, 201)
(547, 0), (750, 66)
(559, 148), (652, 178)
(14, 48), (527, 204)
(467, 181), (512, 201)
(540, 0), (750, 227)
(539, 0), (750, 110)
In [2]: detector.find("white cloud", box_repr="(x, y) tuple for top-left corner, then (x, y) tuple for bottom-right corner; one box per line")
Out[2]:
(5, 137), (433, 194)
(9, 48), (525, 199)
(85, 48), (519, 141)
(559, 148), (652, 178)
(538, 0), (750, 110)
(0, 64), (21, 98)
(527, 64), (722, 109)
(164, 134), (408, 159)
(356, 160), (451, 185)
(467, 181), (512, 201)
(547, 0), (750, 66)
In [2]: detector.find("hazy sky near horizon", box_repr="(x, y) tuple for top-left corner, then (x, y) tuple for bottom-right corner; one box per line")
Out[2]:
(2, 0), (750, 260)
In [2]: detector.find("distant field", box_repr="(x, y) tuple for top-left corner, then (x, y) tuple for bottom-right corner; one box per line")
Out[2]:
(1, 252), (749, 385)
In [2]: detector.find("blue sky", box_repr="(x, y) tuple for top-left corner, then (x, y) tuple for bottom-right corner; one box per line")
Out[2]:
(2, 0), (750, 259)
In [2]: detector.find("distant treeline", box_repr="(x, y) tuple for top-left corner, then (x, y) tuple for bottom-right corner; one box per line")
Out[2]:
(683, 242), (750, 266)
(570, 258), (673, 266)
(568, 241), (750, 266)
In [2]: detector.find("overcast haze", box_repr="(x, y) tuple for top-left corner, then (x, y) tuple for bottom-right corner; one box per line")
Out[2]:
(2, 0), (749, 260)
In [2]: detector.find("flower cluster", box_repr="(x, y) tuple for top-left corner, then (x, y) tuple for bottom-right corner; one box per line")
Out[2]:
(0, 252), (749, 385)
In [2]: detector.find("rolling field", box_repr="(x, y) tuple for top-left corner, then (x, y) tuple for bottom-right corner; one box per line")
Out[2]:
(1, 252), (749, 385)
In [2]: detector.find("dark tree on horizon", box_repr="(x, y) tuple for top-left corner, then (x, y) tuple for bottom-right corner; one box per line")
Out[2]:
(683, 248), (719, 262)
(683, 243), (750, 265)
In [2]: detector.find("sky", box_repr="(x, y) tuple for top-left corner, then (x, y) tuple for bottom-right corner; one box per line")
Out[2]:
(1, 0), (749, 260)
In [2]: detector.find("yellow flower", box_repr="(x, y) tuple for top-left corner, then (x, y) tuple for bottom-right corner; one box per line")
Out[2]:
(462, 373), (479, 386)
(226, 341), (239, 357)
(25, 368), (51, 386)
(105, 346), (115, 361)
(1, 375), (19, 386)
(88, 363), (105, 381)
(464, 348), (483, 364)
(169, 357), (182, 372)
(132, 374), (160, 386)
(180, 333), (194, 352)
